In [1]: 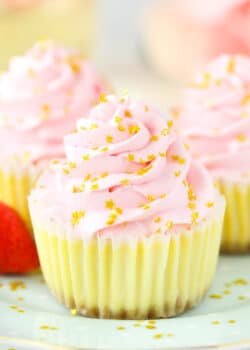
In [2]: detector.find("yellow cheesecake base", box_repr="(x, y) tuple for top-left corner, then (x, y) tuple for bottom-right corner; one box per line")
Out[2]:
(0, 166), (38, 231)
(218, 179), (250, 253)
(33, 211), (224, 319)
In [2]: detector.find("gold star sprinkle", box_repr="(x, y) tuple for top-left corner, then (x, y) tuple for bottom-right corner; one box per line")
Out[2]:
(206, 201), (214, 208)
(84, 173), (91, 181)
(154, 217), (161, 223)
(151, 135), (159, 142)
(159, 152), (166, 158)
(160, 193), (167, 199)
(124, 109), (132, 118)
(241, 94), (250, 106)
(127, 154), (135, 161)
(101, 147), (109, 152)
(106, 135), (113, 144)
(105, 199), (115, 209)
(82, 154), (90, 160)
(121, 179), (129, 186)
(153, 333), (163, 339)
(147, 194), (155, 202)
(71, 211), (85, 226)
(115, 207), (123, 215)
(174, 170), (181, 177)
(142, 204), (150, 210)
(117, 124), (125, 132)
(144, 105), (149, 112)
(63, 168), (70, 175)
(128, 124), (140, 134)
(101, 172), (109, 178)
(91, 184), (99, 191)
(188, 202), (196, 210)
(69, 162), (76, 169)
(147, 154), (156, 161)
(237, 133), (247, 142)
(90, 123), (98, 129)
(166, 221), (173, 229)
(191, 212), (199, 224)
(167, 120), (173, 128)
(99, 93), (108, 103)
(227, 57), (235, 74)
(161, 128), (169, 136)
(115, 116), (121, 123)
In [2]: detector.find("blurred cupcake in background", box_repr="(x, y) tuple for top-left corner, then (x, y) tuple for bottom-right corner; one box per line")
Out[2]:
(0, 41), (108, 231)
(176, 54), (250, 253)
(142, 0), (250, 84)
(0, 0), (96, 69)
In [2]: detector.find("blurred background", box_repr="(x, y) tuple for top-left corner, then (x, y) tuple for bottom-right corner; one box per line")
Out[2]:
(0, 0), (249, 108)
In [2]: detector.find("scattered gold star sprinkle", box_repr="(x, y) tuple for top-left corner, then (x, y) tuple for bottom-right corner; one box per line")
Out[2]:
(121, 179), (129, 186)
(142, 204), (151, 210)
(71, 211), (85, 226)
(115, 115), (121, 123)
(237, 133), (247, 142)
(238, 296), (246, 301)
(209, 294), (222, 299)
(91, 184), (99, 191)
(116, 326), (125, 330)
(69, 162), (76, 169)
(212, 321), (220, 325)
(90, 123), (98, 129)
(206, 201), (214, 208)
(70, 309), (77, 316)
(9, 281), (26, 291)
(106, 135), (113, 144)
(228, 320), (236, 324)
(147, 154), (156, 161)
(233, 278), (248, 285)
(241, 94), (250, 106)
(161, 128), (169, 136)
(227, 57), (235, 73)
(101, 172), (109, 178)
(147, 194), (155, 202)
(82, 154), (90, 160)
(166, 221), (173, 229)
(144, 105), (149, 112)
(124, 109), (132, 118)
(154, 217), (161, 223)
(191, 212), (199, 224)
(128, 124), (140, 134)
(188, 202), (196, 210)
(153, 333), (163, 339)
(160, 193), (167, 199)
(99, 93), (108, 103)
(117, 124), (126, 132)
(174, 170), (181, 177)
(167, 333), (175, 337)
(137, 165), (152, 176)
(151, 135), (159, 142)
(159, 152), (166, 157)
(241, 111), (248, 119)
(101, 146), (109, 152)
(223, 290), (231, 295)
(40, 325), (58, 331)
(63, 168), (70, 175)
(133, 323), (141, 327)
(105, 199), (115, 209)
(127, 154), (135, 161)
(145, 325), (156, 330)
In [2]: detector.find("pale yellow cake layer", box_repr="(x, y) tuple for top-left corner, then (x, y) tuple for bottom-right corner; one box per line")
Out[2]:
(33, 215), (223, 319)
(218, 179), (250, 253)
(0, 168), (36, 231)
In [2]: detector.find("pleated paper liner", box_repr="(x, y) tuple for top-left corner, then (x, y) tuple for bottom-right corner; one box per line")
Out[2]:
(30, 198), (225, 320)
(0, 160), (41, 232)
(218, 178), (250, 253)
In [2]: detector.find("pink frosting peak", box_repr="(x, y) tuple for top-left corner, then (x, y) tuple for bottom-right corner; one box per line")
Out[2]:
(30, 95), (217, 239)
(177, 54), (250, 179)
(0, 41), (107, 163)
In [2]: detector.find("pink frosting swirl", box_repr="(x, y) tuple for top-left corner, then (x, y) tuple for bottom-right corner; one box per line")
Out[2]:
(30, 95), (217, 239)
(0, 41), (107, 164)
(177, 55), (250, 179)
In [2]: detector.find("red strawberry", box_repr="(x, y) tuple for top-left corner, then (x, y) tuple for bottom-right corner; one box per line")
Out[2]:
(0, 202), (39, 274)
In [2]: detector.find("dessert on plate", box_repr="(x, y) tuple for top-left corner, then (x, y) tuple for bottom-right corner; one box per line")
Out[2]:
(0, 41), (107, 231)
(29, 94), (225, 319)
(176, 54), (250, 253)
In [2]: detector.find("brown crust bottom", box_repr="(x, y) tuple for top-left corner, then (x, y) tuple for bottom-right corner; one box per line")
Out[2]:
(54, 288), (209, 320)
(221, 243), (250, 254)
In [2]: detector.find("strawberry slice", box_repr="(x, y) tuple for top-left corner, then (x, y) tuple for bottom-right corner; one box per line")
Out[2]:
(0, 202), (39, 274)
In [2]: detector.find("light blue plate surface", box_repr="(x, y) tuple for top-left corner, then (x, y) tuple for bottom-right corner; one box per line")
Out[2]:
(0, 256), (250, 350)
